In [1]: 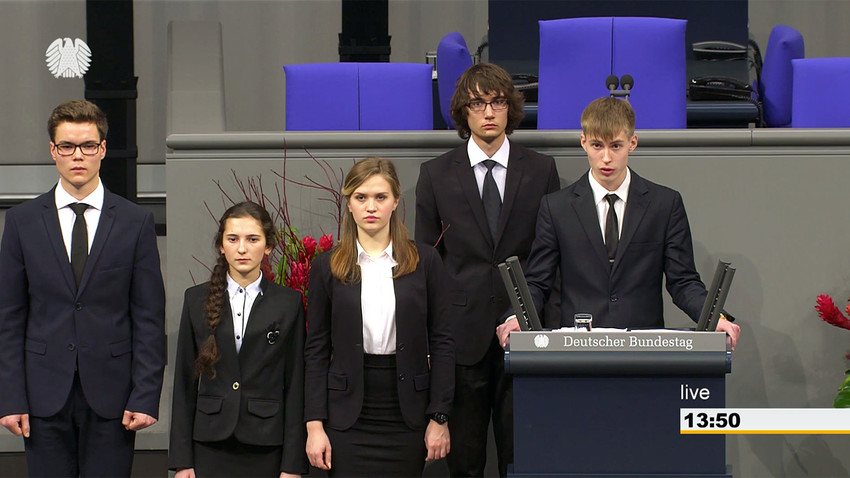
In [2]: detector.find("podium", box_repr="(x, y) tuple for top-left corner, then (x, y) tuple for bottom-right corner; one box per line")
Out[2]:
(506, 330), (732, 478)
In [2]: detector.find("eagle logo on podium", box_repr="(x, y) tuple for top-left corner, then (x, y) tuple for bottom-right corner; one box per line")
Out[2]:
(533, 334), (549, 349)
(46, 38), (92, 79)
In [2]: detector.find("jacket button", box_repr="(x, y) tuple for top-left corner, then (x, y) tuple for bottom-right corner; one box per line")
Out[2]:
(610, 295), (618, 302)
(68, 344), (76, 351)
(398, 373), (406, 381)
(75, 302), (82, 311)
(398, 343), (405, 351)
(232, 382), (240, 390)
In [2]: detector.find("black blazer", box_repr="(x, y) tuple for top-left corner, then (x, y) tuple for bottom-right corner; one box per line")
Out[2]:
(524, 170), (707, 328)
(304, 243), (454, 431)
(0, 187), (165, 420)
(415, 142), (560, 364)
(169, 278), (307, 475)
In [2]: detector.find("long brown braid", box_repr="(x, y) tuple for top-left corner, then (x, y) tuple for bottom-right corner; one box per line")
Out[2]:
(195, 201), (276, 378)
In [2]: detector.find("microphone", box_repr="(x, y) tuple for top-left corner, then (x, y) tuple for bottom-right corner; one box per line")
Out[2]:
(620, 74), (634, 98)
(605, 74), (619, 96)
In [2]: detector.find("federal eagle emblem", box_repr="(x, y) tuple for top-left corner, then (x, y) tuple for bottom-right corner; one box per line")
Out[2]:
(45, 38), (92, 79)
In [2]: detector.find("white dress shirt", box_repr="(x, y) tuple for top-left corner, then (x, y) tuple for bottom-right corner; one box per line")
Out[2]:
(467, 136), (510, 200)
(54, 179), (104, 261)
(358, 241), (398, 355)
(588, 168), (631, 242)
(226, 273), (263, 353)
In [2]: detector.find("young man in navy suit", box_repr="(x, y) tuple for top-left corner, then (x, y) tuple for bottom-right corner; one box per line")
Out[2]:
(416, 63), (560, 477)
(0, 100), (166, 476)
(496, 97), (740, 349)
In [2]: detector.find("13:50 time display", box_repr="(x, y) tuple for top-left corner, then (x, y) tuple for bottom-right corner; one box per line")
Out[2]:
(682, 411), (741, 429)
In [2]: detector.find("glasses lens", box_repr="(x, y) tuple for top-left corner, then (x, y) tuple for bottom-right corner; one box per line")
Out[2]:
(468, 100), (485, 112)
(80, 144), (99, 155)
(492, 98), (508, 110)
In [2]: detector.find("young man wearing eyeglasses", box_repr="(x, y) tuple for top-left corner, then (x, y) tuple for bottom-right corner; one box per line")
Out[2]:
(0, 100), (165, 476)
(415, 63), (560, 477)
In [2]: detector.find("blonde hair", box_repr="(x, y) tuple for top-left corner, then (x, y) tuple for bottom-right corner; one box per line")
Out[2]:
(580, 97), (636, 141)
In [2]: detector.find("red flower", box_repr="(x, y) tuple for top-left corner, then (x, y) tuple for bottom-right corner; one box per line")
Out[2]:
(815, 294), (850, 331)
(302, 235), (318, 259)
(319, 233), (334, 252)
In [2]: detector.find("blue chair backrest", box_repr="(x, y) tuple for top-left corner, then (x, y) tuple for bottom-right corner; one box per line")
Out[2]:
(791, 57), (850, 127)
(436, 32), (473, 129)
(283, 63), (359, 131)
(760, 25), (804, 127)
(359, 62), (434, 131)
(538, 17), (686, 130)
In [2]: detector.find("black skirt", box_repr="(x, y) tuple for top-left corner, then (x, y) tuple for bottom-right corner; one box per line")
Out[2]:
(192, 435), (282, 477)
(326, 354), (427, 477)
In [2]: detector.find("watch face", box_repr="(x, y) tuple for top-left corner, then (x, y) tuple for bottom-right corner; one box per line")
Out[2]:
(432, 413), (449, 424)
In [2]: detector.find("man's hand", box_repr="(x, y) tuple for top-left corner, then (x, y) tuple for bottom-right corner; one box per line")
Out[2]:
(424, 420), (450, 462)
(0, 414), (29, 438)
(122, 410), (157, 431)
(174, 468), (195, 478)
(716, 317), (741, 352)
(496, 316), (521, 349)
(306, 420), (332, 471)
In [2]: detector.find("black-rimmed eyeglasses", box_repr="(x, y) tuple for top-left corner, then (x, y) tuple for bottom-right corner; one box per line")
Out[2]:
(54, 142), (102, 156)
(466, 97), (509, 112)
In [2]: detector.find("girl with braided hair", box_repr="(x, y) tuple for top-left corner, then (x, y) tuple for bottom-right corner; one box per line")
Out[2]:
(169, 201), (307, 477)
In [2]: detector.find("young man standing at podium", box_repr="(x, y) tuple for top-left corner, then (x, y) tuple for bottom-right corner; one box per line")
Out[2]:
(496, 97), (740, 349)
(416, 63), (560, 477)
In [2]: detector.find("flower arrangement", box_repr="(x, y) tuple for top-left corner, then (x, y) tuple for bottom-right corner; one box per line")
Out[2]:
(199, 149), (346, 312)
(814, 294), (850, 407)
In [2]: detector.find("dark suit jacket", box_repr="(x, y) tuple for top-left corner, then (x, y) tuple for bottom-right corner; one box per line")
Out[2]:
(0, 186), (165, 420)
(304, 243), (454, 431)
(169, 278), (307, 474)
(415, 142), (560, 364)
(524, 170), (707, 328)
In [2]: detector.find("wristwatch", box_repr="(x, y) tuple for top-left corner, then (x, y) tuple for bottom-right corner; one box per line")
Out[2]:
(429, 412), (449, 424)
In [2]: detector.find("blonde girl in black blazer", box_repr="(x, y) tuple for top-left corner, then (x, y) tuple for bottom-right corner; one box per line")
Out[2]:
(169, 201), (307, 478)
(304, 157), (455, 477)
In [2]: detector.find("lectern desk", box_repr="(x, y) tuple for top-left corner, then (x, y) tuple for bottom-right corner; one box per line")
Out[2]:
(506, 329), (732, 478)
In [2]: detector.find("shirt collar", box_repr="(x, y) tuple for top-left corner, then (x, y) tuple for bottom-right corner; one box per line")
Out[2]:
(54, 178), (105, 211)
(467, 136), (510, 169)
(226, 272), (264, 299)
(356, 241), (396, 265)
(588, 168), (631, 206)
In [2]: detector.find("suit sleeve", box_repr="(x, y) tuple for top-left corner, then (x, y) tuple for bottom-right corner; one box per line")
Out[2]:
(281, 296), (308, 474)
(422, 246), (455, 415)
(168, 289), (199, 471)
(545, 154), (561, 195)
(304, 252), (332, 422)
(0, 210), (30, 417)
(663, 192), (708, 322)
(524, 195), (562, 319)
(415, 162), (446, 255)
(125, 210), (167, 417)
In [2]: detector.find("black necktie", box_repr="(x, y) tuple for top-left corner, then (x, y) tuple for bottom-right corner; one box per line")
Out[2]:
(604, 194), (619, 263)
(69, 202), (90, 286)
(482, 160), (502, 241)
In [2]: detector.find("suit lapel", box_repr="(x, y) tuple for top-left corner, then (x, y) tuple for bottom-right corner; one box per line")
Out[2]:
(39, 190), (76, 293)
(614, 170), (650, 274)
(498, 145), (525, 244)
(77, 191), (116, 296)
(571, 175), (611, 270)
(453, 150), (494, 248)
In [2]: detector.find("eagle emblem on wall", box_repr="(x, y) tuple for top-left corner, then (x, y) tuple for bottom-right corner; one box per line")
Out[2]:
(46, 38), (92, 79)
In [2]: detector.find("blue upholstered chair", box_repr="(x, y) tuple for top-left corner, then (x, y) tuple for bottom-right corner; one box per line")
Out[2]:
(538, 17), (686, 130)
(283, 63), (359, 131)
(538, 17), (612, 130)
(358, 62), (434, 130)
(759, 25), (804, 127)
(791, 57), (850, 127)
(284, 62), (433, 131)
(436, 32), (473, 129)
